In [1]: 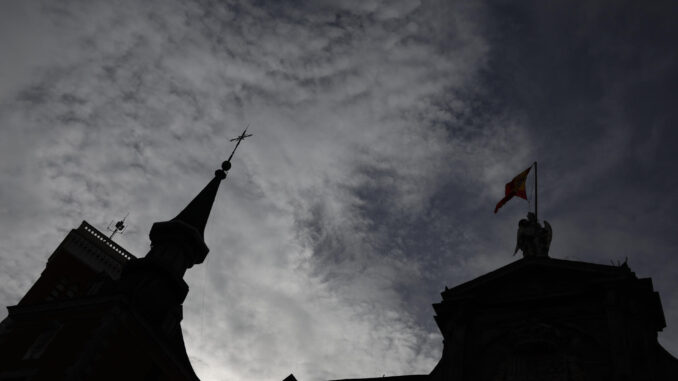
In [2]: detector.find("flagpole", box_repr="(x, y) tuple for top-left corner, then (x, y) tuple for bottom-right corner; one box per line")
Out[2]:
(534, 161), (538, 220)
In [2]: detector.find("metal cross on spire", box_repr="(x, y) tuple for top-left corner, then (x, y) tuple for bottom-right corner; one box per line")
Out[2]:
(220, 125), (252, 174)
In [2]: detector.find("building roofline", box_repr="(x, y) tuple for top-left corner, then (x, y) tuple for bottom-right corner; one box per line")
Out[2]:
(442, 256), (635, 298)
(77, 221), (136, 263)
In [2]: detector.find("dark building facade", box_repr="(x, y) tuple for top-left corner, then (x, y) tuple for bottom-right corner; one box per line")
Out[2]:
(327, 257), (678, 381)
(0, 168), (228, 381)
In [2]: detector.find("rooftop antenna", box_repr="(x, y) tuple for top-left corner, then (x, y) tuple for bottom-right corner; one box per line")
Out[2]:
(107, 212), (129, 240)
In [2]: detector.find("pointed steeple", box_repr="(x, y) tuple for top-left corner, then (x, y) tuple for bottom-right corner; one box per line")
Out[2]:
(117, 132), (250, 334)
(173, 169), (226, 238)
(147, 128), (251, 274)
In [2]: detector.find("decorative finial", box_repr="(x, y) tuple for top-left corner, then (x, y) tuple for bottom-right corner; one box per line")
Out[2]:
(107, 212), (129, 240)
(216, 125), (252, 179)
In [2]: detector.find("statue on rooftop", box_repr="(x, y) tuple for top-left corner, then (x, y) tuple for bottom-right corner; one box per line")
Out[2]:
(514, 212), (552, 258)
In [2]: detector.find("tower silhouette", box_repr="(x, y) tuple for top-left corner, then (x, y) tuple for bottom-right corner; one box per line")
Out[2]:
(0, 165), (230, 380)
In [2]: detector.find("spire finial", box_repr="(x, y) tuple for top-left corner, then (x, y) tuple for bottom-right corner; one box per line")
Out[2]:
(219, 125), (252, 176)
(174, 126), (253, 233)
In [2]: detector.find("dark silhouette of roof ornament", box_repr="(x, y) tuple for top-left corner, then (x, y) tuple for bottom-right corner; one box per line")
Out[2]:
(514, 212), (552, 258)
(106, 212), (129, 240)
(223, 124), (251, 170)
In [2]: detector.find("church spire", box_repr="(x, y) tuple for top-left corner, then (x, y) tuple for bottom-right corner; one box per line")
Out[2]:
(116, 130), (251, 330)
(148, 129), (252, 272)
(171, 126), (252, 236)
(172, 169), (226, 240)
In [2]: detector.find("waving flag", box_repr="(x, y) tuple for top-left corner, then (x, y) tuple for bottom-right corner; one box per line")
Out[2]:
(494, 166), (532, 213)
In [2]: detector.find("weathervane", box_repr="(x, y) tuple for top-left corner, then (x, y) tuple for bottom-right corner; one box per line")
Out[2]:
(218, 125), (252, 177)
(107, 212), (129, 240)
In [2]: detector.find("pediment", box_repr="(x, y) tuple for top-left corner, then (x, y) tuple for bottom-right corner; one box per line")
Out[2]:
(441, 257), (634, 303)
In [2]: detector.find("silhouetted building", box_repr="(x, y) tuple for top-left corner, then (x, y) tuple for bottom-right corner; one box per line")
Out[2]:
(2, 157), (677, 381)
(0, 167), (229, 381)
(319, 257), (678, 381)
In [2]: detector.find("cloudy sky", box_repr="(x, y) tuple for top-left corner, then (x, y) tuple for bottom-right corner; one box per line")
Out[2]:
(1, 0), (677, 380)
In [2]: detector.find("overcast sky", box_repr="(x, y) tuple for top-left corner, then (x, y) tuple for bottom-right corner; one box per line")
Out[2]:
(1, 1), (677, 380)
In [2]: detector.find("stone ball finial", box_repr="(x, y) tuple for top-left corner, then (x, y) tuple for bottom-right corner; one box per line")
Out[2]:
(221, 160), (232, 171)
(214, 169), (226, 180)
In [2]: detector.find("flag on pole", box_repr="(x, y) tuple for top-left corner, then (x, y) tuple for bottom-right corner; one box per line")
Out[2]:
(494, 166), (532, 213)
